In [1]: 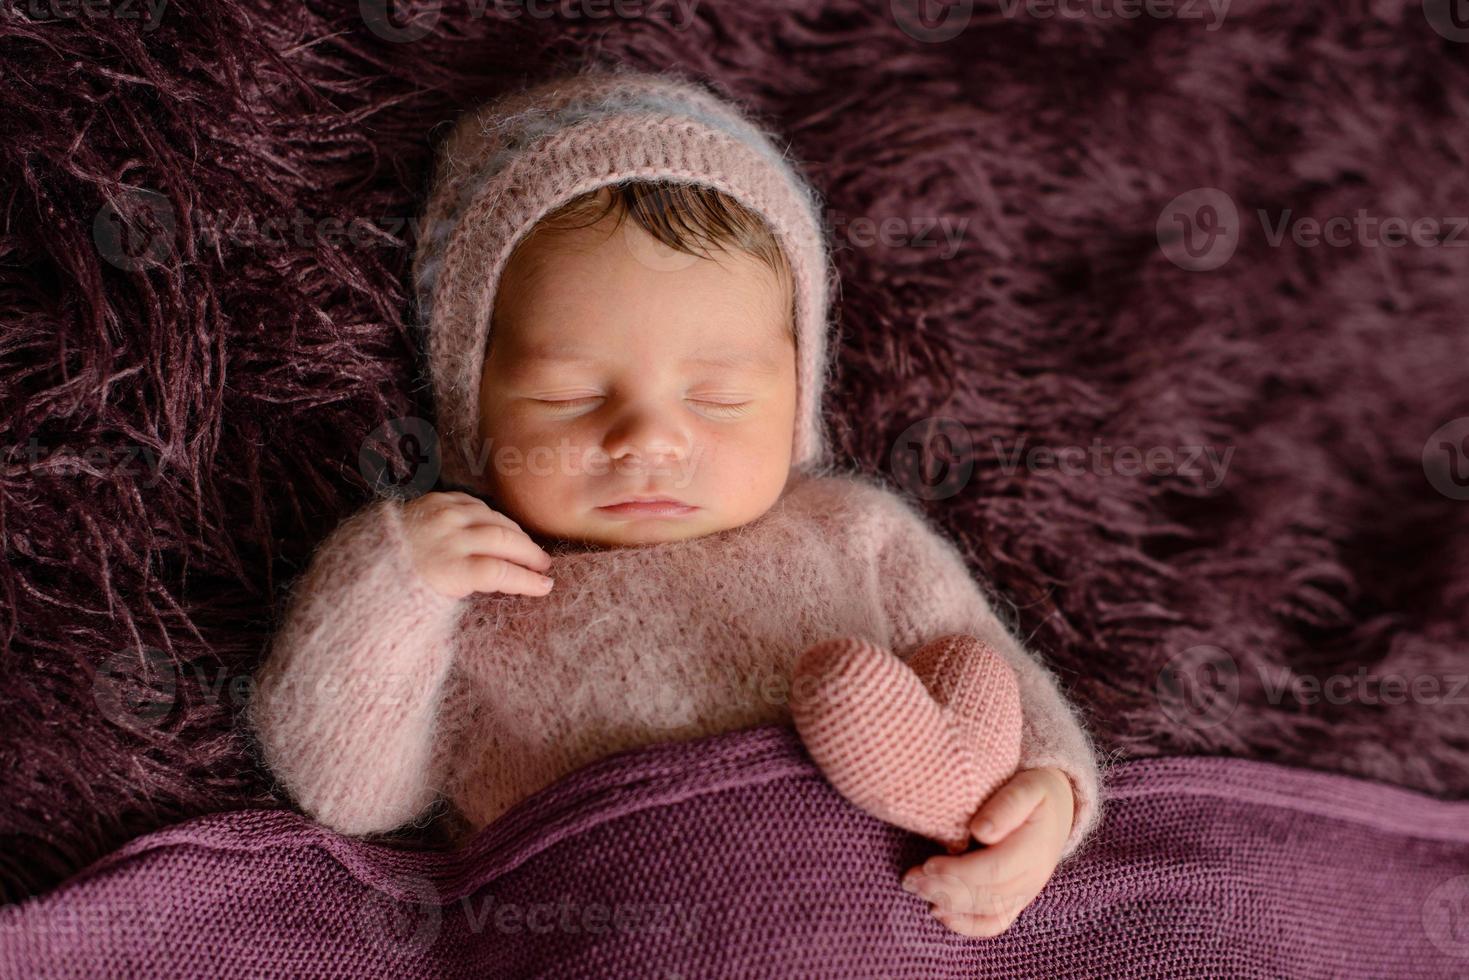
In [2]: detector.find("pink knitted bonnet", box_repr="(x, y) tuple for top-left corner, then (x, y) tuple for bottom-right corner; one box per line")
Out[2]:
(412, 66), (837, 489)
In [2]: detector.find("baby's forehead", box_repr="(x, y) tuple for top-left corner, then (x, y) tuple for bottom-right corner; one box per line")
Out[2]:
(490, 249), (795, 362)
(509, 335), (785, 367)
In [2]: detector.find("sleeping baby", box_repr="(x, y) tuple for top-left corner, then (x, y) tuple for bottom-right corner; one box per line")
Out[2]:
(246, 67), (1104, 939)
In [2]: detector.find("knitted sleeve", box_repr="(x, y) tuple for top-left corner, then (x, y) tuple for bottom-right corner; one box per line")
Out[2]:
(865, 483), (1104, 863)
(245, 497), (463, 836)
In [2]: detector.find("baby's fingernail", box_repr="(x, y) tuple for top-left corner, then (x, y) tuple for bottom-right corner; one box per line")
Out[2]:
(976, 820), (994, 839)
(901, 876), (920, 894)
(541, 576), (555, 588)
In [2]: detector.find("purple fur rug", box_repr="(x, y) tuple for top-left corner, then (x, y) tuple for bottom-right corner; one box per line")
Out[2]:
(2, 0), (1466, 905)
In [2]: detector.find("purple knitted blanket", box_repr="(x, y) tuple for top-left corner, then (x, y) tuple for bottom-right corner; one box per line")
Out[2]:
(2, 725), (1464, 979)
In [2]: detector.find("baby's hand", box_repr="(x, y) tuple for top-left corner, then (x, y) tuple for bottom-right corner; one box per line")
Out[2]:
(901, 767), (1075, 939)
(400, 491), (554, 599)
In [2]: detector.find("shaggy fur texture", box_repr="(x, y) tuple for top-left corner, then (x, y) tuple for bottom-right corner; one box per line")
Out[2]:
(1, 0), (1466, 902)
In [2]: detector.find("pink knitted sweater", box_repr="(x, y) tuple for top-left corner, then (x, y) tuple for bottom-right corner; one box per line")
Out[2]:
(247, 469), (1105, 860)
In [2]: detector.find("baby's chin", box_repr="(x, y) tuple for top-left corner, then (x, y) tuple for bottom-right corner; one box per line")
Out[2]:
(492, 477), (792, 549)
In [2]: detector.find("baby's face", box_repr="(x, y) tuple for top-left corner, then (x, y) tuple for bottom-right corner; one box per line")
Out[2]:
(477, 204), (797, 547)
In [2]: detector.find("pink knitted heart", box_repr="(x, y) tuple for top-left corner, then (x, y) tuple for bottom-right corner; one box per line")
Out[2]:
(790, 634), (1023, 852)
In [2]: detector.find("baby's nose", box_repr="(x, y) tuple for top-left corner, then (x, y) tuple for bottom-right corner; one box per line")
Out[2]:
(609, 437), (685, 466)
(604, 410), (691, 467)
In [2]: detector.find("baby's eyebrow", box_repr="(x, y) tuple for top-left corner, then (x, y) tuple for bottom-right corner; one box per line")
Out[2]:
(682, 349), (783, 374)
(512, 344), (600, 365)
(515, 344), (782, 374)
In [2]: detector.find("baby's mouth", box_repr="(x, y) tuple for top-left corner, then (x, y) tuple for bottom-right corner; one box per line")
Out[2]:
(595, 497), (699, 519)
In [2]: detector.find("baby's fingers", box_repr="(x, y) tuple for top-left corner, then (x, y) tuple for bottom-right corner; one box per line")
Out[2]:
(461, 554), (555, 596)
(907, 862), (1033, 920)
(971, 770), (1047, 845)
(932, 905), (1023, 939)
(457, 522), (553, 572)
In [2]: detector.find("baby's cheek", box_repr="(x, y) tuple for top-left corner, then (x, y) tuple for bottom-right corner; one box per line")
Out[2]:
(477, 420), (563, 494)
(729, 415), (794, 467)
(705, 427), (790, 505)
(511, 430), (587, 485)
(683, 427), (749, 479)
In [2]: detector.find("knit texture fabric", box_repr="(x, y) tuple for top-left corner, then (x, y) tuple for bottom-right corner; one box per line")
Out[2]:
(245, 469), (1104, 862)
(791, 634), (1024, 851)
(3, 734), (1466, 979)
(411, 66), (837, 486)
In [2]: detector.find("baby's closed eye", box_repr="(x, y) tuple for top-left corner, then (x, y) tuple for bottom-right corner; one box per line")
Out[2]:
(523, 392), (759, 419)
